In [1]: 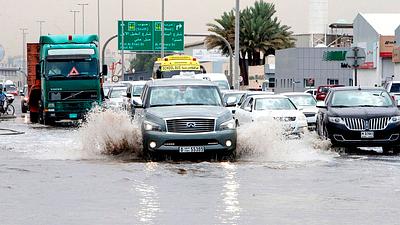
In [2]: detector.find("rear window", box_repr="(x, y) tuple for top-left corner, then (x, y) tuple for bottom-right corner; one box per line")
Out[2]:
(390, 83), (400, 93)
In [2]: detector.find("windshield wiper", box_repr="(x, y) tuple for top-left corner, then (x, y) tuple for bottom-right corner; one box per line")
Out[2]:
(150, 104), (176, 107)
(175, 103), (210, 106)
(331, 105), (351, 108)
(357, 105), (378, 107)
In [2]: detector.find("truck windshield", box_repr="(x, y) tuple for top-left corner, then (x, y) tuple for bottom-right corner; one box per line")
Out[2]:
(149, 85), (222, 107)
(45, 59), (98, 78)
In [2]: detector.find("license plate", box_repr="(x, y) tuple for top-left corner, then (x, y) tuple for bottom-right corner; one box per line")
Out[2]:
(179, 146), (205, 153)
(361, 131), (374, 139)
(69, 113), (78, 119)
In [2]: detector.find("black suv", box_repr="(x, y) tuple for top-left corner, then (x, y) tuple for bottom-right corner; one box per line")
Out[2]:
(135, 79), (237, 160)
(316, 87), (400, 154)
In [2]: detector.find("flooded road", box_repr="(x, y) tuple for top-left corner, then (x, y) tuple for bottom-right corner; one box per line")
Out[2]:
(1, 112), (400, 225)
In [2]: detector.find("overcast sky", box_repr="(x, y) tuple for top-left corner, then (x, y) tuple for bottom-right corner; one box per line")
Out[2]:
(1, 0), (400, 60)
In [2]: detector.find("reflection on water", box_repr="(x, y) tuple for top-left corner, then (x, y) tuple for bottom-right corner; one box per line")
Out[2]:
(217, 162), (241, 224)
(135, 162), (161, 224)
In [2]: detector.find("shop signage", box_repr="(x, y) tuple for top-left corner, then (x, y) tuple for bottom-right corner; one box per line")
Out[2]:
(379, 36), (396, 58)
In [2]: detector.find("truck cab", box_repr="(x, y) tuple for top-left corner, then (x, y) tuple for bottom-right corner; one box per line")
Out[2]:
(28, 35), (104, 124)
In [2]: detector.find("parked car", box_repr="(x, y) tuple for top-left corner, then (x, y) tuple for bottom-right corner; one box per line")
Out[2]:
(316, 87), (400, 154)
(281, 92), (318, 129)
(221, 90), (247, 116)
(20, 85), (29, 113)
(134, 78), (237, 160)
(316, 85), (344, 101)
(235, 95), (308, 134)
(105, 86), (127, 110)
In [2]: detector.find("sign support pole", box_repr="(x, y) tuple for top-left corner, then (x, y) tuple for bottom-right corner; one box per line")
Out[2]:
(161, 0), (165, 58)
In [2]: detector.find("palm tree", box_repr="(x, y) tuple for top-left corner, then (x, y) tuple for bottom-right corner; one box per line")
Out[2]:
(205, 0), (295, 85)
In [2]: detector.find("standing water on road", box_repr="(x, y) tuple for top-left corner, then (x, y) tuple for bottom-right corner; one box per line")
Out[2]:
(1, 111), (400, 225)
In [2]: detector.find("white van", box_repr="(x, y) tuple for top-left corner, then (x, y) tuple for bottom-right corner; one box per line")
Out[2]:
(194, 73), (230, 90)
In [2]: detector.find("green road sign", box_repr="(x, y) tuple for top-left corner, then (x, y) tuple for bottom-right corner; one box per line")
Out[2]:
(118, 20), (184, 51)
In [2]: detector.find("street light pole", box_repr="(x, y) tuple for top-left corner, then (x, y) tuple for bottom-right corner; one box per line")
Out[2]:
(36, 20), (45, 36)
(77, 3), (89, 34)
(121, 0), (125, 79)
(234, 0), (240, 90)
(161, 0), (165, 58)
(20, 28), (28, 84)
(97, 0), (101, 63)
(70, 10), (80, 34)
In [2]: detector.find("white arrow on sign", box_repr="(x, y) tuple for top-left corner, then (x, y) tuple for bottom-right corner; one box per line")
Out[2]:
(176, 24), (183, 30)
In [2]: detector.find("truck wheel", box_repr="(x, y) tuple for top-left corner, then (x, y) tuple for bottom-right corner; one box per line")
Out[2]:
(30, 112), (38, 123)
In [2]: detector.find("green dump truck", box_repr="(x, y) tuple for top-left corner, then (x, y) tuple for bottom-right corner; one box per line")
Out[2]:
(27, 34), (106, 124)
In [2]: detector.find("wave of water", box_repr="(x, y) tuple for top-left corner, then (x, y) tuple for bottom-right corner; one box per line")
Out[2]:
(236, 117), (334, 162)
(77, 107), (143, 159)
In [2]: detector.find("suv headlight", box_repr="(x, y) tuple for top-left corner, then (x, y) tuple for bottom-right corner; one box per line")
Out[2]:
(328, 117), (345, 124)
(143, 120), (162, 131)
(220, 119), (236, 130)
(389, 116), (400, 123)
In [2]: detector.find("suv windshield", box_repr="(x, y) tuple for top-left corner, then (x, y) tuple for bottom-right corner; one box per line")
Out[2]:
(255, 98), (297, 110)
(46, 59), (98, 77)
(149, 85), (222, 107)
(288, 95), (316, 106)
(331, 90), (393, 107)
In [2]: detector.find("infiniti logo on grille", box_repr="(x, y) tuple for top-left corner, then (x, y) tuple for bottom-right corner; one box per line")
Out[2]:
(186, 122), (197, 128)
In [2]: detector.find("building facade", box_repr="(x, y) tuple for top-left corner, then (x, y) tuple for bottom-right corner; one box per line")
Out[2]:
(275, 47), (352, 93)
(393, 26), (400, 76)
(353, 13), (400, 86)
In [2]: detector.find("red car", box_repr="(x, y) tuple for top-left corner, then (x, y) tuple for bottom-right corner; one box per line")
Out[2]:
(316, 85), (344, 101)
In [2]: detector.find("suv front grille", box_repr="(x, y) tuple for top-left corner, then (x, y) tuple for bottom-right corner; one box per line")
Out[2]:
(166, 118), (215, 133)
(343, 117), (390, 131)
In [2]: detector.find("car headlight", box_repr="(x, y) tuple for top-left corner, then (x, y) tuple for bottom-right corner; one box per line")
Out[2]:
(328, 117), (345, 124)
(389, 116), (400, 123)
(220, 119), (236, 130)
(143, 120), (162, 131)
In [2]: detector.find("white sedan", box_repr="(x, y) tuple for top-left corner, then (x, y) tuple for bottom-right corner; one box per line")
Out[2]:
(280, 92), (318, 129)
(235, 95), (308, 134)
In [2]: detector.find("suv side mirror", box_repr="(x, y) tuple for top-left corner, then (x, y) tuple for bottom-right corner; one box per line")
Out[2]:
(244, 106), (252, 112)
(316, 101), (327, 108)
(126, 92), (131, 98)
(133, 99), (143, 108)
(102, 65), (108, 76)
(35, 64), (41, 80)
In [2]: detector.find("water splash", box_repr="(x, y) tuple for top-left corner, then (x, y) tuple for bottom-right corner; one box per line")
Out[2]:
(236, 117), (334, 162)
(77, 107), (143, 158)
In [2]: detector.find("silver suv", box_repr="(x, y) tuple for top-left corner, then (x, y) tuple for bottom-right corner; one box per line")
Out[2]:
(135, 78), (237, 160)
